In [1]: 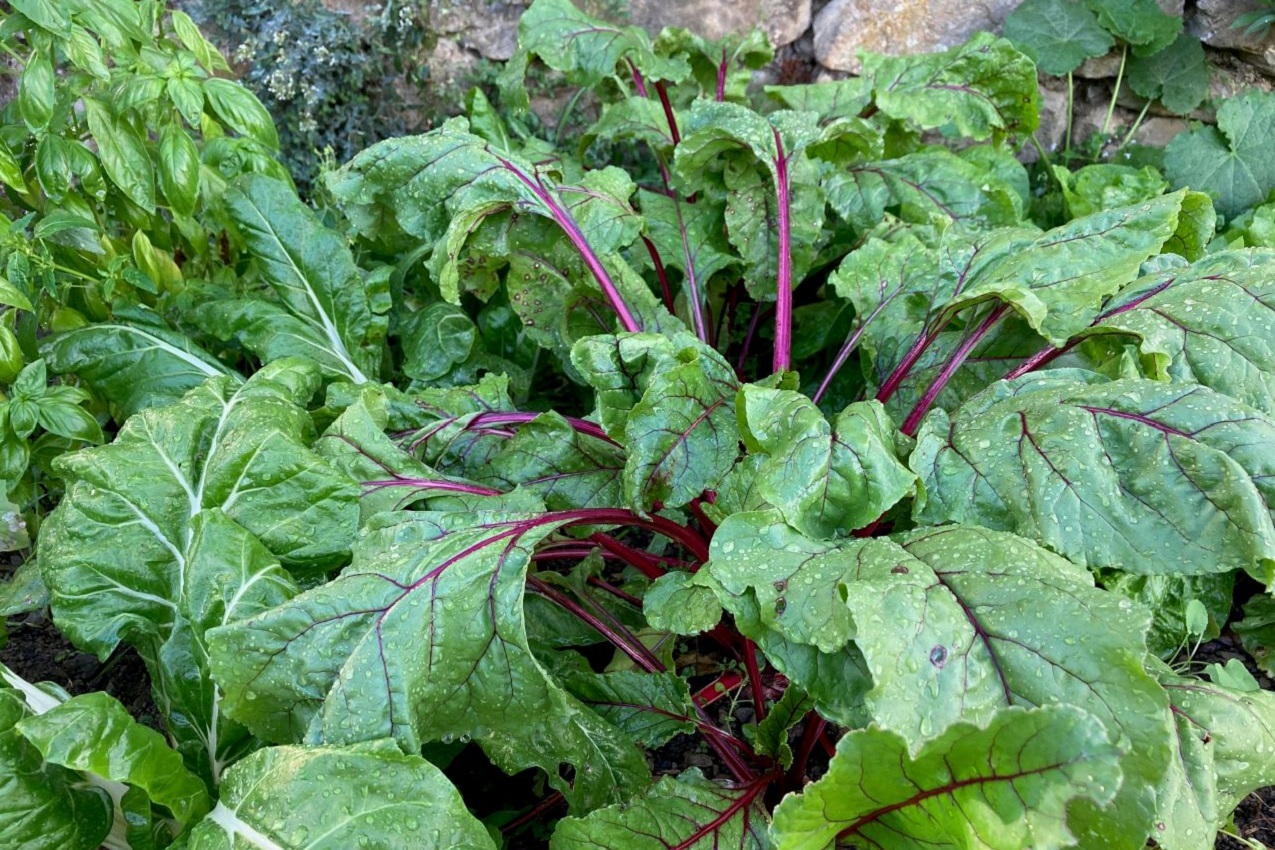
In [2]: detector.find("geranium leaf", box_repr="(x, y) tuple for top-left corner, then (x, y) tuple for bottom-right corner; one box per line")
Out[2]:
(1127, 33), (1210, 116)
(1165, 91), (1275, 220)
(1003, 0), (1114, 76)
(1084, 0), (1181, 55)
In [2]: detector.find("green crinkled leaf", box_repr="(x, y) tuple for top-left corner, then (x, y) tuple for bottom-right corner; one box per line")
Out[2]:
(706, 511), (882, 654)
(706, 518), (1174, 848)
(571, 332), (684, 437)
(327, 119), (522, 249)
(1103, 572), (1233, 656)
(827, 227), (941, 374)
(1084, 0), (1181, 55)
(942, 191), (1184, 346)
(1234, 594), (1275, 676)
(584, 97), (679, 155)
(653, 26), (772, 102)
(316, 389), (494, 523)
(551, 769), (770, 850)
(42, 305), (239, 419)
(1076, 249), (1275, 415)
(186, 741), (494, 850)
(488, 412), (626, 511)
(725, 585), (874, 729)
(912, 372), (1275, 582)
(0, 675), (111, 850)
(750, 683), (812, 770)
(17, 690), (211, 842)
(673, 103), (826, 297)
(204, 174), (382, 383)
(399, 302), (477, 383)
(643, 571), (722, 635)
(765, 79), (873, 122)
(739, 387), (915, 538)
(39, 361), (353, 779)
(561, 669), (697, 748)
(0, 561), (44, 617)
(1127, 33), (1210, 115)
(1058, 163), (1168, 220)
(207, 511), (649, 811)
(329, 120), (647, 316)
(1153, 670), (1275, 850)
(1003, 0), (1114, 76)
(860, 526), (1171, 848)
(637, 188), (738, 320)
(863, 32), (1041, 140)
(379, 374), (519, 481)
(501, 0), (688, 112)
(824, 149), (1026, 234)
(771, 706), (1122, 850)
(622, 336), (740, 510)
(1165, 91), (1275, 220)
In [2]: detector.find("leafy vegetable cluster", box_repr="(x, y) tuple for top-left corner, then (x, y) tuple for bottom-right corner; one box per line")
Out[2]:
(3, 0), (1275, 847)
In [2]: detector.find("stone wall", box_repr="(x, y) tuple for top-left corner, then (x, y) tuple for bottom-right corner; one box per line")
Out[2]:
(317, 0), (1275, 150)
(413, 0), (1275, 73)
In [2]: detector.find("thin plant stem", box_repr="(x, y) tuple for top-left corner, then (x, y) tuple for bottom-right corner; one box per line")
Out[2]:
(1102, 46), (1128, 137)
(1119, 99), (1152, 150)
(813, 319), (870, 405)
(553, 87), (588, 147)
(1065, 72), (1074, 155)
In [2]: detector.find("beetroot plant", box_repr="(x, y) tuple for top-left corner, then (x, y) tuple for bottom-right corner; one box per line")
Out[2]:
(4, 0), (1275, 847)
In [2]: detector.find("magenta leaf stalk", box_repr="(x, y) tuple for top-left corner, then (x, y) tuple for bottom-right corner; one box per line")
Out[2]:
(716, 48), (728, 101)
(771, 126), (794, 374)
(900, 304), (1010, 436)
(492, 152), (642, 333)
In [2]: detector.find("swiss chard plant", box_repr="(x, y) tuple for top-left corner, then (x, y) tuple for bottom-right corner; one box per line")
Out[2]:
(3, 0), (1275, 847)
